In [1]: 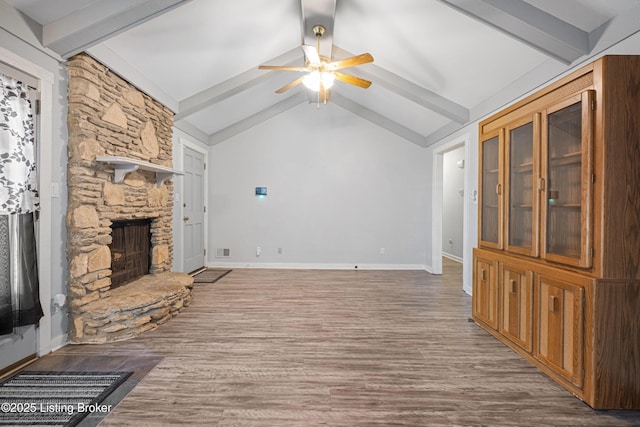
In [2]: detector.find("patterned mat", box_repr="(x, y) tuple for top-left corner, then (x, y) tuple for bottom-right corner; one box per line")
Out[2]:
(192, 269), (232, 283)
(0, 371), (132, 426)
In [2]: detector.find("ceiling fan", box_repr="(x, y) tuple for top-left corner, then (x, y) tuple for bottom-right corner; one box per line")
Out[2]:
(259, 25), (374, 104)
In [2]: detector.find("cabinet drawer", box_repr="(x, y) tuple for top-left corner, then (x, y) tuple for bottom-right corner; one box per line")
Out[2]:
(535, 274), (585, 388)
(499, 264), (533, 352)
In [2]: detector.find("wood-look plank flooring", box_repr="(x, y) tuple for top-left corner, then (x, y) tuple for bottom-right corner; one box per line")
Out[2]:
(30, 260), (640, 426)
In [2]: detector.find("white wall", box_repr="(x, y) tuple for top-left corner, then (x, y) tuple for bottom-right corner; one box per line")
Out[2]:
(442, 146), (465, 260)
(208, 102), (429, 269)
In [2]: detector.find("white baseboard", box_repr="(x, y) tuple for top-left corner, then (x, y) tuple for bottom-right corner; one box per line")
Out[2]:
(43, 334), (68, 355)
(442, 252), (463, 263)
(51, 335), (68, 352)
(207, 262), (428, 271)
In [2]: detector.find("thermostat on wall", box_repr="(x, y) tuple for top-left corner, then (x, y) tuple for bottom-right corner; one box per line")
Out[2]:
(255, 187), (267, 196)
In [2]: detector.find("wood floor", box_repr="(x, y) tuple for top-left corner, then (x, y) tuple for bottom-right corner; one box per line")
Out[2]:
(29, 260), (640, 426)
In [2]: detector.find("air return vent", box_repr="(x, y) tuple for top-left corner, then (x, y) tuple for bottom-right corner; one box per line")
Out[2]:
(216, 248), (230, 258)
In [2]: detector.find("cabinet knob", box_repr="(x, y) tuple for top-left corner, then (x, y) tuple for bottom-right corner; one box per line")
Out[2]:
(183, 216), (190, 222)
(549, 295), (558, 313)
(481, 269), (487, 281)
(496, 184), (502, 195)
(509, 279), (517, 294)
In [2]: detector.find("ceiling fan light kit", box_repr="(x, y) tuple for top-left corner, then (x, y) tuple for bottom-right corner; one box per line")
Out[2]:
(303, 70), (335, 90)
(258, 24), (374, 104)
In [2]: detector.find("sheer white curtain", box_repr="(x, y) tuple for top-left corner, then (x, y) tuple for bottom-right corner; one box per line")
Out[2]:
(0, 73), (42, 335)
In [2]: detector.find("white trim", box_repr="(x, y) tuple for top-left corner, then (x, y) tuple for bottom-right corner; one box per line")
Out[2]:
(48, 334), (68, 353)
(207, 262), (428, 271)
(442, 252), (463, 263)
(431, 148), (444, 275)
(0, 46), (55, 357)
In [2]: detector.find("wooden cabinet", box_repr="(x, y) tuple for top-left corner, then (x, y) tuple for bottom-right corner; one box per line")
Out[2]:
(498, 263), (532, 352)
(478, 131), (503, 249)
(472, 255), (497, 329)
(540, 91), (594, 268)
(473, 56), (640, 409)
(505, 115), (539, 257)
(535, 273), (584, 388)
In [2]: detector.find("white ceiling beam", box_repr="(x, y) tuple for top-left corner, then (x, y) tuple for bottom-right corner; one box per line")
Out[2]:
(43, 0), (191, 59)
(333, 46), (469, 124)
(301, 0), (336, 59)
(176, 47), (303, 120)
(174, 119), (209, 144)
(331, 93), (428, 147)
(0, 2), (60, 60)
(438, 0), (589, 64)
(209, 92), (306, 145)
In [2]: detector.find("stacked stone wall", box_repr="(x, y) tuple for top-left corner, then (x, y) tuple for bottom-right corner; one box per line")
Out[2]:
(66, 53), (191, 344)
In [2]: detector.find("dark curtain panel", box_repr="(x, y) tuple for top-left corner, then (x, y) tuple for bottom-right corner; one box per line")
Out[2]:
(15, 213), (42, 327)
(0, 215), (10, 335)
(0, 213), (42, 335)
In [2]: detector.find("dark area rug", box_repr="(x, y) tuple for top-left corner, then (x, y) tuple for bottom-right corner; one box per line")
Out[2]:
(192, 269), (232, 283)
(0, 371), (132, 426)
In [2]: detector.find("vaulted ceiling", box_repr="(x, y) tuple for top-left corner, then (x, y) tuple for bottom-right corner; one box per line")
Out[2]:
(6, 0), (640, 147)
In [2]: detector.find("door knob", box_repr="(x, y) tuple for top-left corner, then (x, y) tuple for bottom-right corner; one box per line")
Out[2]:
(183, 216), (190, 221)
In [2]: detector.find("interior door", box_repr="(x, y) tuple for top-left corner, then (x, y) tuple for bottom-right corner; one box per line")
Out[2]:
(182, 146), (206, 273)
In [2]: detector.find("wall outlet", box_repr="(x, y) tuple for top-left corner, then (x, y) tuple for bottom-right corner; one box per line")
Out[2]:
(380, 247), (385, 255)
(277, 247), (282, 255)
(256, 246), (261, 256)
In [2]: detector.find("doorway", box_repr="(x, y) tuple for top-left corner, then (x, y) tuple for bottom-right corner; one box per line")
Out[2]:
(431, 134), (471, 292)
(441, 146), (465, 263)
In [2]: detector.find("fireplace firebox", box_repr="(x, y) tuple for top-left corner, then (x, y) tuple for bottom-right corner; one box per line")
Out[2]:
(109, 219), (151, 288)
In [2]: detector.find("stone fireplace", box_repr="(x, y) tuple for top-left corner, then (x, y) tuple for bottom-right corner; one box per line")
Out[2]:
(66, 53), (193, 344)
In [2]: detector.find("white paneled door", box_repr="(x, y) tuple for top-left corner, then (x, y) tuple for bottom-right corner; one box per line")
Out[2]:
(182, 147), (206, 273)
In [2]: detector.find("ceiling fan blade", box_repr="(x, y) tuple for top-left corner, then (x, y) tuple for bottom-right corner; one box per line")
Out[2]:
(275, 76), (305, 94)
(302, 45), (320, 64)
(259, 65), (307, 71)
(334, 72), (372, 89)
(327, 53), (374, 70)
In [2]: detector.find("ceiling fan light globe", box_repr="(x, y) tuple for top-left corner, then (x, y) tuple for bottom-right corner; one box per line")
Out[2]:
(321, 72), (335, 89)
(303, 71), (320, 91)
(303, 71), (335, 91)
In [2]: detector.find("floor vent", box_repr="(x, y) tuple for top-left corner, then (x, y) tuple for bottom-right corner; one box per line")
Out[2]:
(216, 248), (230, 257)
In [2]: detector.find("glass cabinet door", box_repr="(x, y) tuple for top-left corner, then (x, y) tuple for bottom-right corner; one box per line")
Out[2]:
(479, 131), (503, 249)
(505, 116), (539, 256)
(541, 91), (594, 268)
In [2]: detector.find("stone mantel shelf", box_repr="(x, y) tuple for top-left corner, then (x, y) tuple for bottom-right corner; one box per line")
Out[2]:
(96, 156), (184, 187)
